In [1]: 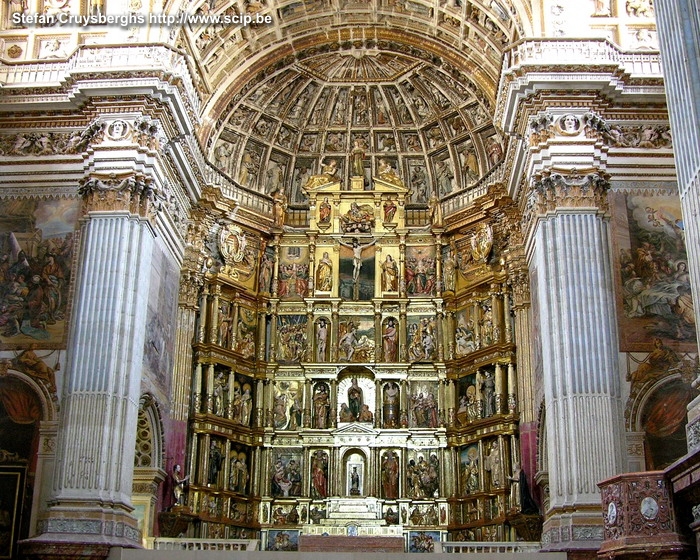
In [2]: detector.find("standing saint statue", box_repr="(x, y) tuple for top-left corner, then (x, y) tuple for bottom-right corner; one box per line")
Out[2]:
(347, 378), (363, 421)
(315, 251), (333, 292)
(351, 138), (366, 177)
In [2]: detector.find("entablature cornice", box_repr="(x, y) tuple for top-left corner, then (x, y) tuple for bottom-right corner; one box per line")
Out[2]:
(496, 40), (665, 137)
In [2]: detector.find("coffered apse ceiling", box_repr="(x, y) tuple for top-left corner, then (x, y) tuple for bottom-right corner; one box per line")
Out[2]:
(175, 0), (533, 205)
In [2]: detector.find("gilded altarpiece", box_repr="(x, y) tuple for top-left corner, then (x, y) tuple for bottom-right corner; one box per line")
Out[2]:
(185, 176), (526, 545)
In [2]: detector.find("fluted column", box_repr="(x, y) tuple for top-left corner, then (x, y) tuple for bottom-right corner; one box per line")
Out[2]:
(37, 173), (160, 547)
(529, 171), (624, 550)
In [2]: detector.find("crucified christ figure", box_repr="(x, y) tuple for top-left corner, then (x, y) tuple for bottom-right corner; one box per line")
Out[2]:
(339, 237), (377, 283)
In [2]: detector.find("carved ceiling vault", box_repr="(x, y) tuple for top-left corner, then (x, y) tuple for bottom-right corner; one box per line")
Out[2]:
(180, 0), (532, 204)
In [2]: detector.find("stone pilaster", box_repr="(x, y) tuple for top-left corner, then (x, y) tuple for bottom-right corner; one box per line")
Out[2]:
(26, 172), (160, 555)
(528, 170), (624, 553)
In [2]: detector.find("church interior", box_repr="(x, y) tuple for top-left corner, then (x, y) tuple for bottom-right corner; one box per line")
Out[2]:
(1, 0), (700, 558)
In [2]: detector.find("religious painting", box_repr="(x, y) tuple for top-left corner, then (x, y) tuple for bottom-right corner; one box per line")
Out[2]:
(277, 246), (309, 300)
(409, 531), (440, 553)
(339, 239), (375, 301)
(272, 381), (302, 431)
(641, 379), (695, 469)
(407, 316), (437, 362)
(276, 315), (308, 364)
(338, 316), (375, 363)
(0, 467), (25, 560)
(143, 243), (178, 393)
(232, 373), (254, 427)
(460, 445), (480, 495)
(227, 443), (251, 495)
(610, 191), (696, 351)
(234, 306), (256, 359)
(408, 382), (439, 428)
(405, 246), (436, 296)
(406, 451), (440, 499)
(270, 448), (303, 498)
(0, 197), (78, 349)
(266, 529), (299, 551)
(456, 374), (480, 426)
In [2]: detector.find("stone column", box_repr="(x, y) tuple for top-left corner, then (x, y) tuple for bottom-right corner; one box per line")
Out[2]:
(529, 170), (624, 551)
(34, 173), (159, 551)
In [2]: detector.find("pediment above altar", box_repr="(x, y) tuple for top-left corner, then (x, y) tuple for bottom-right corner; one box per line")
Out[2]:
(332, 422), (379, 437)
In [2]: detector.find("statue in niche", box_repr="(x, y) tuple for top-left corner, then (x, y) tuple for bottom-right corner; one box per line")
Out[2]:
(383, 198), (397, 223)
(351, 138), (366, 177)
(315, 318), (329, 362)
(315, 251), (333, 292)
(349, 466), (361, 496)
(311, 451), (328, 498)
(208, 440), (224, 485)
(383, 382), (400, 428)
(443, 248), (456, 292)
(381, 254), (399, 292)
(382, 318), (398, 362)
(318, 197), (332, 223)
(382, 451), (399, 499)
(481, 370), (496, 417)
(313, 383), (330, 429)
(347, 378), (364, 420)
(258, 251), (274, 293)
(484, 440), (502, 488)
(239, 384), (253, 426)
(304, 158), (339, 190)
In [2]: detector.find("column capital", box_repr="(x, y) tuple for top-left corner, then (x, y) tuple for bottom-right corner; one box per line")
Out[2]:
(78, 172), (160, 219)
(522, 169), (610, 238)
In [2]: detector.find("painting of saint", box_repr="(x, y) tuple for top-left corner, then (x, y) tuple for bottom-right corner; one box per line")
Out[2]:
(277, 246), (309, 300)
(0, 197), (78, 349)
(611, 192), (696, 350)
(405, 246), (436, 297)
(277, 316), (308, 364)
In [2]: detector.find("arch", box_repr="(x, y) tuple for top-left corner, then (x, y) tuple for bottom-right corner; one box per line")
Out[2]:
(0, 369), (56, 555)
(631, 376), (696, 470)
(342, 448), (367, 497)
(134, 393), (165, 470)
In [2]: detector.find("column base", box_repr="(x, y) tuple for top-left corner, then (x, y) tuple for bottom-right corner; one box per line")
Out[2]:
(20, 505), (141, 560)
(540, 507), (604, 559)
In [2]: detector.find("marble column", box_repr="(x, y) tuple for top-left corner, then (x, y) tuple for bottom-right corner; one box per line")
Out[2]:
(33, 173), (159, 550)
(529, 171), (624, 551)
